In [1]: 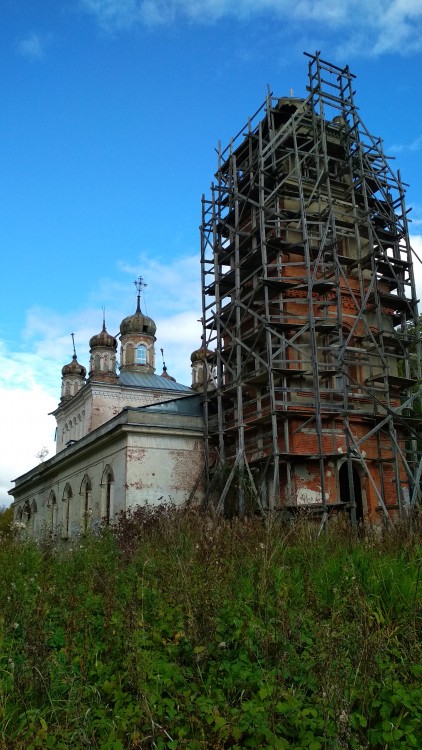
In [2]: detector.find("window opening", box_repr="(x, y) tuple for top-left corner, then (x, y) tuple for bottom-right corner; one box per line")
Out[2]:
(136, 344), (147, 365)
(63, 485), (72, 538)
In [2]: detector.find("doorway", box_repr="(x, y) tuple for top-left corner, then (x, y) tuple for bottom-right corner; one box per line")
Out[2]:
(339, 462), (363, 524)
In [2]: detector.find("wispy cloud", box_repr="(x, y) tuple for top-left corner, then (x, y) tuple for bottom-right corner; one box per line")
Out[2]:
(78, 0), (422, 56)
(20, 253), (202, 383)
(16, 33), (46, 60)
(116, 251), (202, 374)
(390, 134), (422, 154)
(79, 0), (145, 30)
(117, 252), (201, 315)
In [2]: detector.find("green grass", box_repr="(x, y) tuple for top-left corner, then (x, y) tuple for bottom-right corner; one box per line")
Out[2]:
(1, 507), (422, 749)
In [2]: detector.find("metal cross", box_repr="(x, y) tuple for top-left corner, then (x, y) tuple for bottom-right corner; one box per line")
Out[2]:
(134, 276), (148, 294)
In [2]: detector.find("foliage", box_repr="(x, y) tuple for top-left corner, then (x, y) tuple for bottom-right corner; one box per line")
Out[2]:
(1, 506), (422, 749)
(0, 505), (13, 538)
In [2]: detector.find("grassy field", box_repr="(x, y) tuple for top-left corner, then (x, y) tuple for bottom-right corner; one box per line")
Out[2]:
(0, 506), (421, 749)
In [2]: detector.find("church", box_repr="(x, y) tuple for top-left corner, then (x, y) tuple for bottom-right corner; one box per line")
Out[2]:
(12, 54), (421, 532)
(9, 278), (208, 538)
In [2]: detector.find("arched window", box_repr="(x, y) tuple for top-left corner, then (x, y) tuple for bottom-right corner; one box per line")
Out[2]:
(23, 499), (31, 524)
(101, 466), (114, 525)
(80, 475), (92, 533)
(49, 491), (58, 533)
(136, 344), (147, 365)
(62, 484), (73, 539)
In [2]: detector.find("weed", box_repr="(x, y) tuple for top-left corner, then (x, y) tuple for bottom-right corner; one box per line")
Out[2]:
(0, 508), (421, 749)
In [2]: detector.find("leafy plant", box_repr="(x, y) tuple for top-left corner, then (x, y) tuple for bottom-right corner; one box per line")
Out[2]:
(1, 508), (421, 749)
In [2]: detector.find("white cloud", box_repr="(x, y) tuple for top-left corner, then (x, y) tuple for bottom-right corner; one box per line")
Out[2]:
(78, 0), (422, 56)
(389, 134), (422, 154)
(117, 252), (201, 314)
(0, 344), (57, 507)
(371, 0), (422, 55)
(116, 251), (203, 374)
(79, 0), (144, 29)
(16, 33), (46, 60)
(16, 251), (203, 381)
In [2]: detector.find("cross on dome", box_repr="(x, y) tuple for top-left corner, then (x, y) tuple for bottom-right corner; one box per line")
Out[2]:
(134, 276), (147, 312)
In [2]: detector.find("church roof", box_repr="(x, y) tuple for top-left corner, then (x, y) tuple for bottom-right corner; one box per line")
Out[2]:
(138, 394), (203, 416)
(118, 371), (192, 392)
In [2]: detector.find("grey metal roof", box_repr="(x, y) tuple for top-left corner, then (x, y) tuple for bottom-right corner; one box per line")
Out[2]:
(139, 394), (203, 416)
(118, 371), (192, 392)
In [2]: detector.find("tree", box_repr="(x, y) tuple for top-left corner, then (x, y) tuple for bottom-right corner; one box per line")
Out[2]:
(0, 505), (13, 537)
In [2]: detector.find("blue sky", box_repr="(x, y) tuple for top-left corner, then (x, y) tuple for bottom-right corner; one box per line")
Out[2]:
(1, 0), (422, 504)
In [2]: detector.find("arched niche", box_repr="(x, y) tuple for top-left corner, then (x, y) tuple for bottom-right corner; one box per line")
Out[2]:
(100, 465), (115, 525)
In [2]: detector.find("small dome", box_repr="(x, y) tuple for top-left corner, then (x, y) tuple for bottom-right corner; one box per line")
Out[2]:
(62, 355), (86, 379)
(191, 345), (213, 364)
(161, 364), (176, 382)
(120, 311), (156, 337)
(332, 115), (346, 126)
(89, 323), (117, 350)
(121, 278), (157, 337)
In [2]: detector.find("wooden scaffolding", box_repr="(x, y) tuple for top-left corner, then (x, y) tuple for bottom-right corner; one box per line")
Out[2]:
(200, 52), (422, 522)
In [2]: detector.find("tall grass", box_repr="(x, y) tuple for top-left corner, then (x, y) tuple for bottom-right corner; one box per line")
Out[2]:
(1, 507), (421, 749)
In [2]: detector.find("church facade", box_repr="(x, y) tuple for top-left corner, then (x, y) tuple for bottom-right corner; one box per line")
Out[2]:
(9, 280), (207, 538)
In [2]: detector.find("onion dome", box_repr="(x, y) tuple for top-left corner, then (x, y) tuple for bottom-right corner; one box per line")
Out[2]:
(120, 304), (156, 337)
(88, 317), (118, 383)
(120, 276), (156, 337)
(190, 344), (214, 391)
(191, 345), (213, 364)
(60, 340), (87, 402)
(89, 322), (117, 351)
(62, 354), (87, 379)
